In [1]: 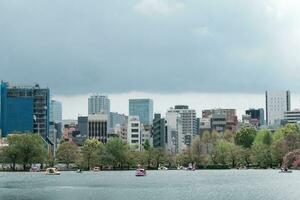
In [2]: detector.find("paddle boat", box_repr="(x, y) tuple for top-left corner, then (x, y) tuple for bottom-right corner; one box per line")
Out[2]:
(76, 169), (83, 173)
(158, 164), (168, 170)
(177, 165), (184, 170)
(279, 167), (292, 173)
(136, 164), (146, 176)
(45, 168), (60, 175)
(93, 167), (100, 172)
(186, 163), (196, 171)
(30, 166), (40, 172)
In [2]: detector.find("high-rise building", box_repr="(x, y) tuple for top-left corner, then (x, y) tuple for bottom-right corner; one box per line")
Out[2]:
(88, 95), (110, 115)
(167, 105), (197, 146)
(129, 99), (153, 125)
(88, 114), (108, 143)
(50, 100), (62, 123)
(245, 108), (264, 126)
(152, 114), (167, 149)
(166, 111), (184, 154)
(266, 91), (291, 126)
(0, 81), (50, 141)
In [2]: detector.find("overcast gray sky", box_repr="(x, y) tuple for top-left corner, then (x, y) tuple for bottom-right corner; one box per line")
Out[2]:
(1, 0), (300, 96)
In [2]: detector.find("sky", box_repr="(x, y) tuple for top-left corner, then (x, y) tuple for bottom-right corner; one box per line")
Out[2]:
(1, 0), (300, 119)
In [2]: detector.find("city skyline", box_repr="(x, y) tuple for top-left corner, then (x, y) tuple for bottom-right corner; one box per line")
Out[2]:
(54, 91), (300, 120)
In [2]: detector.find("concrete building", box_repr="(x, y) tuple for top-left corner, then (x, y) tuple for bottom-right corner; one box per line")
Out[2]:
(0, 81), (50, 141)
(283, 109), (300, 124)
(166, 111), (184, 155)
(152, 114), (167, 149)
(242, 114), (260, 128)
(202, 109), (238, 132)
(88, 114), (108, 143)
(127, 116), (142, 151)
(266, 91), (291, 126)
(129, 99), (153, 125)
(199, 118), (211, 134)
(88, 95), (110, 115)
(245, 108), (264, 127)
(167, 105), (197, 146)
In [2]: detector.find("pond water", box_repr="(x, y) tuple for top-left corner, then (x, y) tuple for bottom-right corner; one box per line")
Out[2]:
(0, 170), (298, 200)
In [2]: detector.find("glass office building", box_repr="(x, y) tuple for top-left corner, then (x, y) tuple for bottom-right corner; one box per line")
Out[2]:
(129, 99), (153, 125)
(0, 81), (50, 140)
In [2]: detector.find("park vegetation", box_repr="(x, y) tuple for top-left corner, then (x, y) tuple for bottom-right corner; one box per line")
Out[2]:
(1, 123), (300, 171)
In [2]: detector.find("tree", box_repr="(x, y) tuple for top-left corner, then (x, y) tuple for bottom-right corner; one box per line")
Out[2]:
(213, 140), (229, 165)
(254, 129), (272, 145)
(142, 139), (151, 151)
(251, 129), (273, 168)
(224, 130), (235, 142)
(251, 143), (272, 168)
(235, 126), (257, 148)
(1, 145), (19, 171)
(56, 142), (79, 169)
(191, 136), (203, 163)
(271, 124), (300, 166)
(201, 130), (211, 154)
(5, 134), (47, 170)
(104, 138), (128, 169)
(81, 139), (103, 169)
(152, 148), (167, 169)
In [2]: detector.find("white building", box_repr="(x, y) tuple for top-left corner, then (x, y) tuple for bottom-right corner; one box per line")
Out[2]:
(167, 105), (197, 146)
(284, 109), (300, 124)
(266, 91), (291, 126)
(166, 111), (185, 155)
(127, 116), (142, 151)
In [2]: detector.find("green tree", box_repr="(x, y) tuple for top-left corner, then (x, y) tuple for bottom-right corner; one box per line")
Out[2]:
(224, 130), (235, 142)
(251, 143), (272, 168)
(142, 139), (151, 151)
(56, 142), (79, 169)
(202, 130), (211, 154)
(81, 139), (103, 169)
(191, 136), (203, 164)
(271, 124), (300, 166)
(251, 129), (273, 168)
(235, 126), (257, 148)
(104, 138), (128, 169)
(213, 140), (229, 165)
(6, 134), (47, 170)
(254, 129), (272, 145)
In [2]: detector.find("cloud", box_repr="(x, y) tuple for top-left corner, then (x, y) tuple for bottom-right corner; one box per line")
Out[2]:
(134, 0), (185, 16)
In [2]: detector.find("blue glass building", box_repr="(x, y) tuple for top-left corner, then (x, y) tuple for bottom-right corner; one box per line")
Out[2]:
(0, 81), (50, 140)
(129, 99), (153, 125)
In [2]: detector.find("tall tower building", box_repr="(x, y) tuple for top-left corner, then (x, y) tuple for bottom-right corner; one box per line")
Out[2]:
(0, 81), (50, 140)
(88, 95), (110, 115)
(167, 105), (197, 146)
(266, 91), (291, 126)
(129, 99), (153, 125)
(50, 100), (62, 123)
(166, 111), (184, 154)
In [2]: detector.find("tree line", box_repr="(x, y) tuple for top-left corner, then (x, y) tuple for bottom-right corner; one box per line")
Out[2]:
(1, 123), (300, 171)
